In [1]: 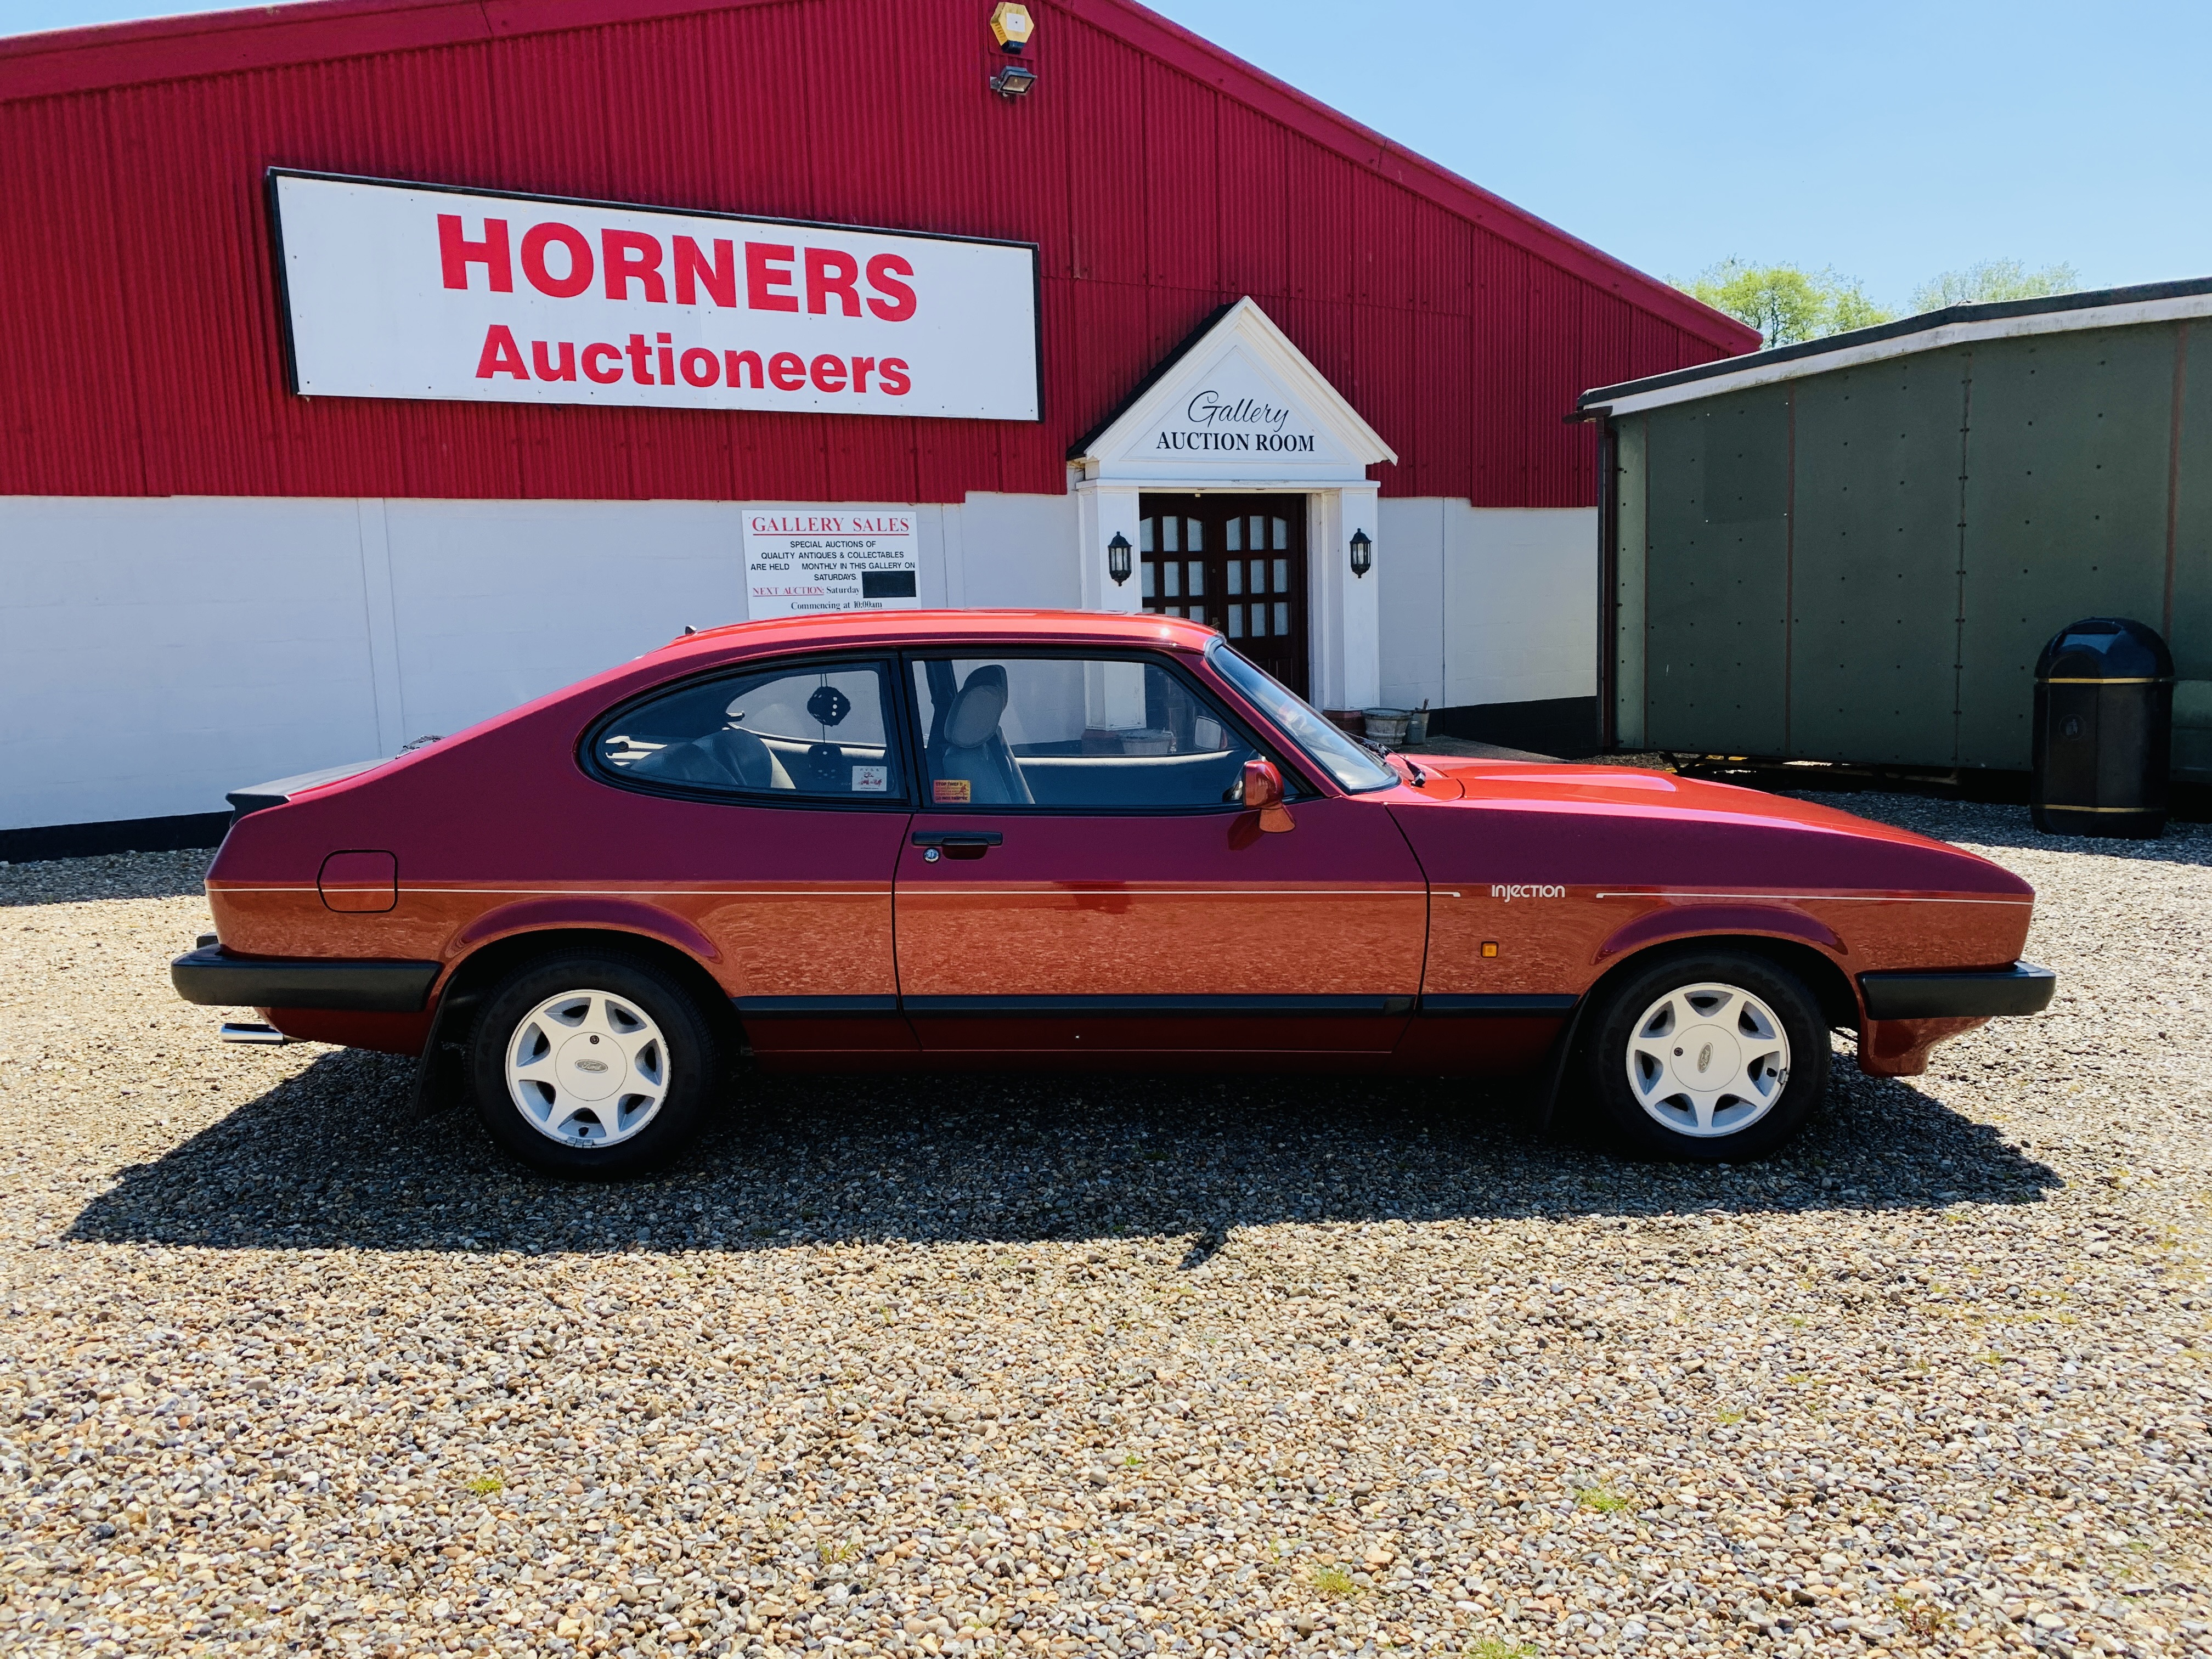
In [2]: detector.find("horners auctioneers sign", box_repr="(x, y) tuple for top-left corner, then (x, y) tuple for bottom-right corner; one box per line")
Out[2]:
(270, 171), (1041, 421)
(743, 511), (920, 619)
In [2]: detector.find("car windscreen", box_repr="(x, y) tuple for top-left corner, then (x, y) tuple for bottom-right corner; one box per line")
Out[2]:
(1205, 640), (1397, 793)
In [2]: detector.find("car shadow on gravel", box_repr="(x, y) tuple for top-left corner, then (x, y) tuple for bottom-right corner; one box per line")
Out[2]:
(66, 1047), (2061, 1256)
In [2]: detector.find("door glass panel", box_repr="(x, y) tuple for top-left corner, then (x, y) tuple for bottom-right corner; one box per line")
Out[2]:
(1272, 517), (1289, 551)
(1275, 601), (1292, 635)
(599, 662), (901, 799)
(1139, 564), (1155, 600)
(1186, 561), (1204, 597)
(1138, 518), (1154, 554)
(1226, 562), (1243, 595)
(1226, 517), (1242, 552)
(910, 657), (1258, 810)
(1227, 605), (1244, 638)
(1185, 519), (1203, 552)
(1163, 516), (1179, 554)
(1273, 557), (1290, 594)
(1250, 603), (1268, 638)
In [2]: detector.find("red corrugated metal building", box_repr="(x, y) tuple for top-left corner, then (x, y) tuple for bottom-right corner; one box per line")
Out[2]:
(0, 0), (1754, 851)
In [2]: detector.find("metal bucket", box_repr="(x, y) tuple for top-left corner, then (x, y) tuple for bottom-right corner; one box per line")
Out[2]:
(1404, 707), (1430, 745)
(1362, 707), (1411, 744)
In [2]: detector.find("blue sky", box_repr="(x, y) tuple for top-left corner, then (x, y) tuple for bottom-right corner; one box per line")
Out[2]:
(7, 0), (2206, 309)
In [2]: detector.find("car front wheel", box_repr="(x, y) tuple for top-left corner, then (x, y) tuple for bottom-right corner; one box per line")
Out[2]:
(1583, 951), (1829, 1160)
(469, 949), (721, 1177)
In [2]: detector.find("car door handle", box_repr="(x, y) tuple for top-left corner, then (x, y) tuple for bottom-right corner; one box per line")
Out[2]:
(911, 831), (1001, 861)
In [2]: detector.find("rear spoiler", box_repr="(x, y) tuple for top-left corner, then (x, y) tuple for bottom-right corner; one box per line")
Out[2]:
(225, 759), (385, 824)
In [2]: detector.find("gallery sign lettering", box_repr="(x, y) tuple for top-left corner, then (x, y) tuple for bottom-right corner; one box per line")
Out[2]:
(270, 170), (1041, 420)
(744, 510), (921, 618)
(1150, 387), (1318, 453)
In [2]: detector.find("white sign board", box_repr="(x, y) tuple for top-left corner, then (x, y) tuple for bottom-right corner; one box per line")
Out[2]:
(270, 170), (1041, 421)
(744, 509), (921, 618)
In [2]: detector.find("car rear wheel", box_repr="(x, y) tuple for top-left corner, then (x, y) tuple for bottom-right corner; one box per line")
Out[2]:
(1583, 951), (1829, 1160)
(470, 949), (721, 1177)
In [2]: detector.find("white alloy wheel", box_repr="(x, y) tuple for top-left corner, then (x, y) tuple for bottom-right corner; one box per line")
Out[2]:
(1623, 980), (1792, 1139)
(503, 988), (670, 1148)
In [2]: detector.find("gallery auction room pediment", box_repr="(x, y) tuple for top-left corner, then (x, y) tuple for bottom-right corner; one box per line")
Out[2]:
(0, 0), (1755, 856)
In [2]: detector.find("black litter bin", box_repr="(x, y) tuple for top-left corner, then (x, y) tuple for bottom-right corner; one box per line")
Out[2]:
(2031, 617), (2174, 838)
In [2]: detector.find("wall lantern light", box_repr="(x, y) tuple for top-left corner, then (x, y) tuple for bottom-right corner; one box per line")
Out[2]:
(1349, 527), (1373, 579)
(1107, 531), (1133, 586)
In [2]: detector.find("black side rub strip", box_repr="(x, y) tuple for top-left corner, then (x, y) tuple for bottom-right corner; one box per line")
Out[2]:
(171, 948), (440, 1012)
(733, 995), (901, 1015)
(1858, 961), (2056, 1021)
(1418, 994), (1579, 1017)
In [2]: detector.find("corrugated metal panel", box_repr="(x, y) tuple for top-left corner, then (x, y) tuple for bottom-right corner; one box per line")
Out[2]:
(0, 94), (149, 495)
(0, 0), (1749, 506)
(1470, 234), (1530, 507)
(1216, 104), (1287, 301)
(1957, 325), (2177, 768)
(1355, 183), (1415, 312)
(1643, 390), (1792, 755)
(1060, 16), (1146, 286)
(1413, 309), (1472, 500)
(1286, 139), (1355, 307)
(1143, 61), (1217, 292)
(1521, 258), (1581, 507)
(915, 417), (998, 504)
(692, 4), (823, 223)
(2177, 321), (2212, 687)
(1353, 303), (1415, 498)
(1791, 356), (1967, 765)
(1065, 278), (1153, 442)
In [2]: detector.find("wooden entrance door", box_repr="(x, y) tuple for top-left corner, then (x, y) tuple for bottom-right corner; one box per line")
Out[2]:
(1137, 494), (1310, 696)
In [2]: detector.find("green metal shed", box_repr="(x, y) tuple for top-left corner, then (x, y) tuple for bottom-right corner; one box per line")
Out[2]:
(1577, 278), (2212, 783)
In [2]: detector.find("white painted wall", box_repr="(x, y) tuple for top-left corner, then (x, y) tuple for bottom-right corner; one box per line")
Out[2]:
(1376, 503), (1597, 714)
(1, 492), (1591, 832)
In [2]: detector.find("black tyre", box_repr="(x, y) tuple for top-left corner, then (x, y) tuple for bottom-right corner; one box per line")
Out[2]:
(468, 948), (723, 1178)
(1583, 950), (1829, 1161)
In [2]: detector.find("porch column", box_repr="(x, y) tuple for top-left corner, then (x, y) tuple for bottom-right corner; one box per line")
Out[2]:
(1074, 477), (1143, 615)
(1308, 484), (1381, 712)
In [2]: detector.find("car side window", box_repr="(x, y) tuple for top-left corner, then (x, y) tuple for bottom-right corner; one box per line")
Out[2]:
(596, 661), (904, 801)
(909, 654), (1260, 810)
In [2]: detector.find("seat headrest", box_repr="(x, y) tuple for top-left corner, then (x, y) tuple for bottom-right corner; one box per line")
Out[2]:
(943, 665), (1009, 749)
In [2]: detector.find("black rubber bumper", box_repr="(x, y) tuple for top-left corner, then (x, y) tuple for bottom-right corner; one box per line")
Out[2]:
(170, 947), (440, 1012)
(1859, 961), (2057, 1021)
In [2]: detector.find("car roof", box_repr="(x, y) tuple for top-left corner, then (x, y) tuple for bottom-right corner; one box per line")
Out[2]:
(664, 608), (1221, 655)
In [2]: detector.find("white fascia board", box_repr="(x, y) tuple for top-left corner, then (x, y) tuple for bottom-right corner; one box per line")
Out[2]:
(1593, 290), (2212, 418)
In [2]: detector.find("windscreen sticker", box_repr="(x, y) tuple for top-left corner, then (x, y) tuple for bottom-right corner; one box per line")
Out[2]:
(851, 765), (888, 793)
(932, 778), (972, 804)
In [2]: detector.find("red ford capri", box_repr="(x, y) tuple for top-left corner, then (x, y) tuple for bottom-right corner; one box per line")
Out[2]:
(172, 611), (2053, 1175)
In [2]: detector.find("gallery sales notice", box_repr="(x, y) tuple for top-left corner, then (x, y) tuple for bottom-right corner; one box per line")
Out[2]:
(743, 512), (921, 619)
(272, 172), (1041, 420)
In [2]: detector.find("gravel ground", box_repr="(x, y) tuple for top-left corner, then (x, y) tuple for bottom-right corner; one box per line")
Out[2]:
(3, 796), (2210, 1659)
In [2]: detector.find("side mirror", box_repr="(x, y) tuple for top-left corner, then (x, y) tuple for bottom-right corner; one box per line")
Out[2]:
(1242, 758), (1295, 833)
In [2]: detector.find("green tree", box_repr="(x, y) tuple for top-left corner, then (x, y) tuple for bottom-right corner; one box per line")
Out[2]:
(1678, 259), (1895, 348)
(1910, 258), (2080, 313)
